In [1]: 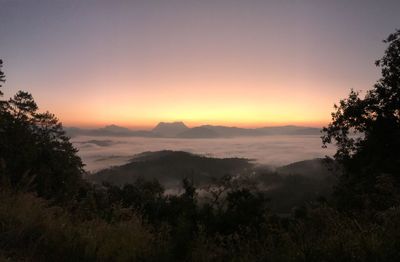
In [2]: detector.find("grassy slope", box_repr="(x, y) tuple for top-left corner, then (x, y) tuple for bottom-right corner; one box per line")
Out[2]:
(0, 190), (158, 261)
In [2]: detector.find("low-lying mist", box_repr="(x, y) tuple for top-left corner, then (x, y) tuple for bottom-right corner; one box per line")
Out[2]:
(71, 135), (335, 172)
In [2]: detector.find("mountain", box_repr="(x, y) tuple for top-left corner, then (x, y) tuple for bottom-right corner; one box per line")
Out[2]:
(65, 125), (154, 138)
(152, 121), (189, 137)
(276, 158), (338, 178)
(193, 125), (321, 137)
(64, 127), (85, 137)
(198, 125), (261, 137)
(177, 126), (220, 138)
(256, 125), (321, 135)
(88, 152), (337, 214)
(89, 150), (252, 187)
(65, 122), (321, 138)
(97, 124), (133, 135)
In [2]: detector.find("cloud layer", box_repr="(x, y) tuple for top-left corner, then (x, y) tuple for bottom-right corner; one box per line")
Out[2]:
(72, 135), (336, 172)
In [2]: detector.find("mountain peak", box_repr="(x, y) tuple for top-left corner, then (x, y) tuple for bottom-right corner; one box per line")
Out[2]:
(100, 124), (132, 134)
(104, 124), (124, 129)
(152, 121), (189, 137)
(156, 121), (187, 126)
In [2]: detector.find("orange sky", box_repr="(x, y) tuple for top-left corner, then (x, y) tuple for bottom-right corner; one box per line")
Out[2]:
(2, 1), (397, 129)
(56, 76), (344, 129)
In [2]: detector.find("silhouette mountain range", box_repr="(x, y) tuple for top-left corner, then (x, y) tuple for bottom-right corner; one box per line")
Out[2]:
(152, 121), (189, 137)
(66, 121), (321, 138)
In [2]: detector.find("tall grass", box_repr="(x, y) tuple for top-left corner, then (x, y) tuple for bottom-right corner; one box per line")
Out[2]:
(0, 189), (158, 261)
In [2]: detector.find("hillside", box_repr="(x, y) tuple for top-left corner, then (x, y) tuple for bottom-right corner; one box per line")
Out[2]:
(276, 158), (338, 178)
(89, 150), (253, 187)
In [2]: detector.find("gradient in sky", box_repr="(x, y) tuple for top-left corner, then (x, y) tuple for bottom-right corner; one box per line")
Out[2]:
(0, 0), (399, 128)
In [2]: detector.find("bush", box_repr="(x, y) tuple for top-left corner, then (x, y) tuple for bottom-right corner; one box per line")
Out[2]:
(0, 189), (158, 261)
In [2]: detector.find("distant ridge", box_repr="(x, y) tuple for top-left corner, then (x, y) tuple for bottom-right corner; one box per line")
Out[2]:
(178, 126), (220, 138)
(276, 158), (338, 178)
(65, 124), (154, 137)
(66, 121), (321, 138)
(152, 121), (189, 137)
(100, 124), (132, 135)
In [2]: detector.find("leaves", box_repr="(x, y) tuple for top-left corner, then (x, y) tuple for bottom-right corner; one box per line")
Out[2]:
(0, 59), (5, 96)
(0, 71), (84, 202)
(322, 29), (400, 211)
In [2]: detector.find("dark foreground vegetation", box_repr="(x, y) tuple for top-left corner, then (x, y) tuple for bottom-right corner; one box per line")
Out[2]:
(90, 151), (337, 214)
(0, 30), (399, 261)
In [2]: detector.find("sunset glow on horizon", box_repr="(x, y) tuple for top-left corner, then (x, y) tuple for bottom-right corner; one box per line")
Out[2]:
(1, 0), (399, 129)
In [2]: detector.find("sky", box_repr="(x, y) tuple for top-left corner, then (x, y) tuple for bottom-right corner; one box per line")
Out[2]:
(0, 0), (399, 129)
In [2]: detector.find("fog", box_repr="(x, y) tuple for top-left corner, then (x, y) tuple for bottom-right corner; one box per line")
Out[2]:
(71, 135), (336, 172)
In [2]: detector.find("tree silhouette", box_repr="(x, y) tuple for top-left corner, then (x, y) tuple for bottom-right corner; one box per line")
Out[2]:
(322, 29), (400, 210)
(0, 59), (5, 96)
(0, 61), (84, 201)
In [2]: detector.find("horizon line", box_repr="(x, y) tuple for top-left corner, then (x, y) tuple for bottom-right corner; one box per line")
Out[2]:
(64, 121), (326, 131)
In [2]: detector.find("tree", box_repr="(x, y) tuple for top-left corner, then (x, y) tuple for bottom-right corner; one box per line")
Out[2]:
(0, 59), (5, 96)
(322, 29), (400, 210)
(0, 61), (84, 202)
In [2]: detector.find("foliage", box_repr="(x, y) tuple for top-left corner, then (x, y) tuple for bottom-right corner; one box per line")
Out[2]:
(0, 63), (84, 202)
(0, 189), (156, 261)
(322, 29), (400, 211)
(0, 60), (5, 96)
(3, 180), (400, 262)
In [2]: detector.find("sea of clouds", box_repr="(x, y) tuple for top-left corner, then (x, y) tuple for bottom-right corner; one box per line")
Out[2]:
(71, 135), (336, 172)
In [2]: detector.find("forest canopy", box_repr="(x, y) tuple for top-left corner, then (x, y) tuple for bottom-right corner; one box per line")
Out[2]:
(322, 29), (400, 211)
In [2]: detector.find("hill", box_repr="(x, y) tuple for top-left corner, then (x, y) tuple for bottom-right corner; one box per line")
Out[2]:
(276, 158), (338, 178)
(89, 150), (252, 187)
(88, 151), (337, 213)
